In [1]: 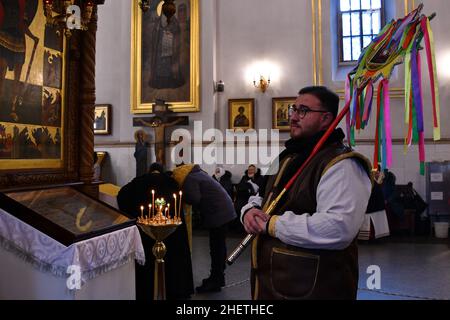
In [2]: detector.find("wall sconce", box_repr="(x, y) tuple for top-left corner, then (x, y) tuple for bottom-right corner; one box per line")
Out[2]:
(253, 76), (270, 93)
(43, 0), (94, 38)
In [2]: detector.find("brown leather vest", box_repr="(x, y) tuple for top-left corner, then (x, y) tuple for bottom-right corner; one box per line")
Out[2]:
(251, 142), (372, 300)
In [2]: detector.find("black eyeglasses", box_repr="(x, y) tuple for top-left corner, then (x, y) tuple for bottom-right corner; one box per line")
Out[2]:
(288, 104), (329, 119)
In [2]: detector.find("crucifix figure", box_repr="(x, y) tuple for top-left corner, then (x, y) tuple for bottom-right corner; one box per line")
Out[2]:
(133, 99), (188, 167)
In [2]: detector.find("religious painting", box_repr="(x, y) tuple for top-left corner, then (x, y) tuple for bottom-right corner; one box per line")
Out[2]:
(0, 0), (65, 170)
(94, 104), (111, 135)
(42, 87), (62, 127)
(131, 0), (200, 113)
(228, 99), (255, 130)
(272, 97), (295, 132)
(43, 49), (62, 88)
(44, 24), (63, 52)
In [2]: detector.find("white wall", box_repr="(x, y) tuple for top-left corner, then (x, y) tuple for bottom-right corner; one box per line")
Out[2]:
(95, 0), (450, 197)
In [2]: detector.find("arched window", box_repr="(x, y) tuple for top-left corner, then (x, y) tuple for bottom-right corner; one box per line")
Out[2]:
(338, 0), (385, 63)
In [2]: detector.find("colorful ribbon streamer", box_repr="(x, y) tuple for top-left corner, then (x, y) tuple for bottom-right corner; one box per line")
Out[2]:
(345, 4), (440, 175)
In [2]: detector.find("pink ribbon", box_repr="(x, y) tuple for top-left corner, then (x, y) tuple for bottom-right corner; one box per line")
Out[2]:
(383, 79), (392, 168)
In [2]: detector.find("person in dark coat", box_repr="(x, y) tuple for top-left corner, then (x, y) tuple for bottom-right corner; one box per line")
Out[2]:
(212, 167), (234, 199)
(172, 164), (236, 293)
(117, 163), (194, 300)
(381, 169), (396, 203)
(366, 182), (386, 214)
(234, 165), (264, 218)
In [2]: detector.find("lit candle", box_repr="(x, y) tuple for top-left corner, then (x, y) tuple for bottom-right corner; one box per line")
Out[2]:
(148, 204), (152, 219)
(178, 191), (183, 220)
(140, 205), (144, 220)
(167, 203), (171, 219)
(151, 190), (155, 218)
(173, 194), (177, 219)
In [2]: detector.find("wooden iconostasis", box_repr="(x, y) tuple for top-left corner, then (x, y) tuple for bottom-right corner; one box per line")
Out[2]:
(0, 0), (105, 194)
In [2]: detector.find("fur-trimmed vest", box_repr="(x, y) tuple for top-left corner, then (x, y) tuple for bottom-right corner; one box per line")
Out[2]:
(251, 142), (371, 300)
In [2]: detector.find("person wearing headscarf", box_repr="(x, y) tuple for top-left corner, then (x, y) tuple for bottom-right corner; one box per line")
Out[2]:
(117, 163), (194, 300)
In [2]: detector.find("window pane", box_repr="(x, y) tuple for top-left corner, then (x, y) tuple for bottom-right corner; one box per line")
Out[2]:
(363, 36), (372, 48)
(340, 0), (351, 12)
(372, 0), (381, 9)
(372, 10), (381, 34)
(361, 0), (371, 10)
(350, 0), (360, 10)
(343, 37), (352, 61)
(362, 11), (372, 35)
(351, 12), (361, 36)
(342, 13), (351, 36)
(338, 0), (385, 63)
(352, 37), (362, 60)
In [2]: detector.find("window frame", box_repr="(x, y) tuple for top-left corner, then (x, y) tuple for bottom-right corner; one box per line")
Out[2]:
(337, 0), (386, 65)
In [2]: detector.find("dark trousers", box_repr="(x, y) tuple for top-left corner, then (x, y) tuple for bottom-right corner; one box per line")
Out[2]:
(209, 224), (228, 278)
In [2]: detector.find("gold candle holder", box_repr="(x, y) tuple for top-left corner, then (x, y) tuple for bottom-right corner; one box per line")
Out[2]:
(136, 196), (182, 300)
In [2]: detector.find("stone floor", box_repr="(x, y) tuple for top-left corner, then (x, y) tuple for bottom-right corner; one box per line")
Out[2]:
(190, 230), (450, 300)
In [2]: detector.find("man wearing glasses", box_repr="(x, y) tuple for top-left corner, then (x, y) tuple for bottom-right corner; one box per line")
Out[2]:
(241, 86), (372, 300)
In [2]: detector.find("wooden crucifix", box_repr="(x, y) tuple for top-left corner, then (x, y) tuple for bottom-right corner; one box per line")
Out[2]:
(133, 100), (188, 167)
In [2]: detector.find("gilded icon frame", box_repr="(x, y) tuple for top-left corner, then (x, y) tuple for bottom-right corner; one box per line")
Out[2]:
(272, 97), (295, 132)
(130, 0), (200, 114)
(94, 104), (111, 135)
(228, 99), (255, 130)
(0, 1), (66, 171)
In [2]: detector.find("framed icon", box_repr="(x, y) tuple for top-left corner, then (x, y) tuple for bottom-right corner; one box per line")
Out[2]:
(0, 6), (66, 171)
(94, 104), (111, 135)
(228, 99), (255, 130)
(130, 0), (200, 113)
(272, 97), (295, 132)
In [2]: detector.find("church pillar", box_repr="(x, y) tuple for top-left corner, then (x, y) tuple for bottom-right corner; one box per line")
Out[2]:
(78, 4), (100, 198)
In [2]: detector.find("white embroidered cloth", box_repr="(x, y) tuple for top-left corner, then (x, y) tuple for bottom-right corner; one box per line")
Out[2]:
(0, 208), (145, 286)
